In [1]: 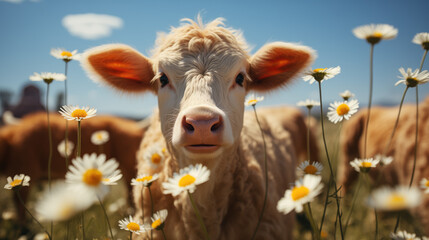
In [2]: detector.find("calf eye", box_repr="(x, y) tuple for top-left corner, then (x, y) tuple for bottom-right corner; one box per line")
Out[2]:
(235, 73), (244, 87)
(160, 73), (169, 88)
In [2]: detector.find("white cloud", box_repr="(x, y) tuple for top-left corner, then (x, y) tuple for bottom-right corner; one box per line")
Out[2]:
(62, 13), (123, 40)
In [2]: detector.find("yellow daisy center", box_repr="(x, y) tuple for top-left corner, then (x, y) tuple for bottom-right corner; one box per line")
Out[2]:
(372, 32), (383, 38)
(178, 174), (196, 187)
(82, 168), (103, 186)
(425, 180), (429, 187)
(291, 186), (310, 201)
(61, 51), (73, 57)
(304, 165), (318, 175)
(162, 148), (167, 154)
(313, 68), (327, 72)
(127, 222), (140, 231)
(137, 176), (153, 182)
(336, 103), (350, 116)
(387, 194), (406, 209)
(96, 133), (104, 140)
(10, 179), (23, 187)
(71, 109), (88, 118)
(361, 161), (372, 168)
(247, 99), (257, 105)
(151, 219), (162, 229)
(151, 153), (162, 164)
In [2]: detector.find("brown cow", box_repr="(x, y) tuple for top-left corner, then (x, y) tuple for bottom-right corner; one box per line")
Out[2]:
(0, 112), (145, 222)
(338, 95), (429, 234)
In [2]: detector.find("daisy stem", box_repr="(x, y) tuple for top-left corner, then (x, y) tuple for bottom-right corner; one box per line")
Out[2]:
(393, 213), (401, 233)
(419, 49), (428, 72)
(141, 187), (144, 223)
(148, 186), (154, 240)
(187, 191), (210, 240)
(374, 209), (378, 240)
(81, 213), (85, 240)
(45, 82), (54, 239)
(382, 86), (409, 156)
(304, 203), (320, 240)
(363, 43), (375, 159)
(319, 176), (331, 235)
(343, 173), (362, 236)
(98, 196), (115, 240)
(161, 229), (168, 240)
(64, 61), (69, 169)
(77, 121), (81, 157)
(14, 189), (52, 240)
(408, 85), (418, 188)
(317, 81), (344, 239)
(250, 105), (268, 240)
(307, 108), (311, 161)
(130, 231), (132, 240)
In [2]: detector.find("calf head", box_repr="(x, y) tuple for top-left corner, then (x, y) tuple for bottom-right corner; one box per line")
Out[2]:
(81, 18), (314, 169)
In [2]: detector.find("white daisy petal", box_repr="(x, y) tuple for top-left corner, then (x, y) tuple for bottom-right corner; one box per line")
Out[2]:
(50, 48), (81, 62)
(350, 158), (379, 173)
(367, 186), (422, 211)
(353, 24), (398, 44)
(245, 93), (264, 107)
(327, 99), (359, 124)
(118, 215), (146, 234)
(59, 105), (97, 122)
(396, 67), (429, 87)
(4, 174), (30, 189)
(162, 164), (210, 197)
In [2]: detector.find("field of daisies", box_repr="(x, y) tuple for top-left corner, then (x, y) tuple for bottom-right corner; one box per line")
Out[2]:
(1, 24), (429, 240)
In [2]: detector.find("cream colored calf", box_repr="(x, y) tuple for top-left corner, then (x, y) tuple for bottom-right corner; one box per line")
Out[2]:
(82, 17), (315, 239)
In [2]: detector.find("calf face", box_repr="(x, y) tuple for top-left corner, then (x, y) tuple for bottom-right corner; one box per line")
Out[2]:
(81, 18), (314, 169)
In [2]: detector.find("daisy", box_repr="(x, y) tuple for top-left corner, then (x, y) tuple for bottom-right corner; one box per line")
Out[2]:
(4, 174), (30, 189)
(118, 215), (146, 235)
(245, 93), (264, 107)
(339, 90), (355, 101)
(353, 24), (398, 44)
(412, 32), (429, 50)
(296, 99), (320, 109)
(350, 158), (379, 173)
(277, 174), (323, 214)
(395, 68), (429, 87)
(390, 230), (421, 240)
(162, 164), (210, 196)
(296, 160), (323, 177)
(50, 48), (81, 62)
(91, 130), (110, 145)
(367, 186), (422, 211)
(35, 182), (94, 221)
(327, 99), (359, 124)
(374, 154), (393, 166)
(149, 209), (168, 231)
(29, 72), (66, 84)
(65, 153), (122, 198)
(302, 66), (341, 84)
(59, 105), (97, 121)
(420, 178), (429, 194)
(57, 139), (74, 158)
(131, 173), (159, 187)
(143, 145), (165, 170)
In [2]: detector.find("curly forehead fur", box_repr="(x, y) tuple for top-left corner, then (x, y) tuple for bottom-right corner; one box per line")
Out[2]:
(151, 17), (250, 61)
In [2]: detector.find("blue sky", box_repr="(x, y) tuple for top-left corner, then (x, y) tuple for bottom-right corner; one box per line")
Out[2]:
(0, 0), (428, 118)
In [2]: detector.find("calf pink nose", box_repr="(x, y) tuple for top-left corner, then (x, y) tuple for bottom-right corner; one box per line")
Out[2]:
(182, 114), (223, 136)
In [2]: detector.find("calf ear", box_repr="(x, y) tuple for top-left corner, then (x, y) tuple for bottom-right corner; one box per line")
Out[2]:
(81, 44), (156, 93)
(248, 42), (315, 92)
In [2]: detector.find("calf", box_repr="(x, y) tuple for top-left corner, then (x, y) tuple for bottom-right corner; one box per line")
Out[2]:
(81, 17), (315, 239)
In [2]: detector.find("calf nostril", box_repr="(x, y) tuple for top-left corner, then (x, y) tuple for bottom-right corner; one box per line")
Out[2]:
(182, 116), (195, 132)
(210, 117), (222, 132)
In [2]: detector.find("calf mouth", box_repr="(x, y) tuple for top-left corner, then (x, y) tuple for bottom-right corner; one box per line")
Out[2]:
(185, 144), (220, 154)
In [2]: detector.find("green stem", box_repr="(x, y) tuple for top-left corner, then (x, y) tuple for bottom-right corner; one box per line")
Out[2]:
(148, 186), (154, 240)
(343, 173), (362, 236)
(363, 44), (375, 158)
(187, 191), (210, 240)
(130, 231), (132, 240)
(418, 49), (428, 72)
(393, 213), (401, 233)
(307, 108), (311, 161)
(250, 105), (268, 240)
(161, 229), (168, 240)
(45, 83), (54, 238)
(304, 203), (320, 240)
(77, 121), (81, 157)
(98, 196), (114, 240)
(409, 86), (418, 188)
(374, 209), (378, 240)
(15, 189), (52, 240)
(382, 87), (409, 155)
(319, 176), (331, 235)
(81, 213), (85, 240)
(64, 62), (70, 169)
(317, 81), (344, 239)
